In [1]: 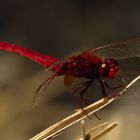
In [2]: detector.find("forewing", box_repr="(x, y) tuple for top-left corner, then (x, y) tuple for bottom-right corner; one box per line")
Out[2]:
(90, 37), (140, 60)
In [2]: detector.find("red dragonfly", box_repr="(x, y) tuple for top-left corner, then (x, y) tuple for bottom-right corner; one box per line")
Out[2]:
(0, 38), (140, 107)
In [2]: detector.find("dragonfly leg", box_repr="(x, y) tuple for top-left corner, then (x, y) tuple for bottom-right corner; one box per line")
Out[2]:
(71, 81), (90, 95)
(71, 80), (94, 119)
(104, 81), (126, 98)
(97, 78), (107, 98)
(71, 80), (93, 106)
(94, 113), (102, 120)
(79, 80), (93, 98)
(71, 80), (102, 120)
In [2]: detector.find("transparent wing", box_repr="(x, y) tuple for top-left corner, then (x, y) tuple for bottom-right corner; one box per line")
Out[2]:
(64, 76), (102, 103)
(32, 59), (66, 108)
(64, 75), (87, 92)
(118, 57), (140, 82)
(90, 37), (140, 59)
(32, 72), (57, 108)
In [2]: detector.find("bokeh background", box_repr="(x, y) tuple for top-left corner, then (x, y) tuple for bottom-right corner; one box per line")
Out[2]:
(0, 0), (140, 140)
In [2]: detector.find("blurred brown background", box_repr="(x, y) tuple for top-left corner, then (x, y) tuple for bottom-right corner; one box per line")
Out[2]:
(0, 0), (140, 140)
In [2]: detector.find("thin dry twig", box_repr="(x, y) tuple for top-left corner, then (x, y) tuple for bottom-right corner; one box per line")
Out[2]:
(30, 75), (140, 140)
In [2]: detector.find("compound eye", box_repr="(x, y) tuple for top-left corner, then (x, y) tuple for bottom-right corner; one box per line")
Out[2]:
(108, 67), (119, 79)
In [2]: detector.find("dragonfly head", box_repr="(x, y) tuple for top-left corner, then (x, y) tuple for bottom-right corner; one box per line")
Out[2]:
(99, 58), (119, 79)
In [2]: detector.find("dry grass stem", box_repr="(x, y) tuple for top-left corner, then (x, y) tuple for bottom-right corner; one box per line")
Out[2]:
(76, 121), (109, 140)
(91, 122), (119, 140)
(30, 75), (140, 140)
(81, 120), (86, 140)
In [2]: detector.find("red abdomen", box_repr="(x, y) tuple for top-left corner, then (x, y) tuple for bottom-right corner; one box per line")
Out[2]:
(62, 52), (102, 78)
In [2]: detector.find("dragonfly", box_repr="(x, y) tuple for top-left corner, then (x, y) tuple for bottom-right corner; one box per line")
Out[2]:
(0, 38), (140, 107)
